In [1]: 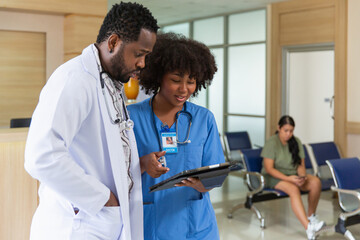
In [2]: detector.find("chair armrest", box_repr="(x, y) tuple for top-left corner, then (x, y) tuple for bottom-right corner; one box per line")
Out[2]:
(331, 186), (360, 220)
(331, 186), (360, 200)
(245, 171), (265, 198)
(305, 144), (320, 177)
(262, 190), (282, 197)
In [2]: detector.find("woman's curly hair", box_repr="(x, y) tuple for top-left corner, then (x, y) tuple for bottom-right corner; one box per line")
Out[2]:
(139, 32), (217, 96)
(96, 2), (159, 44)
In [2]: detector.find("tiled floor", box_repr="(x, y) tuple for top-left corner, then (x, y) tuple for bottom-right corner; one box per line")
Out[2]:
(210, 174), (360, 240)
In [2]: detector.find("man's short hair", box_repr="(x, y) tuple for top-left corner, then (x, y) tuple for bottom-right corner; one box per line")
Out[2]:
(96, 2), (159, 44)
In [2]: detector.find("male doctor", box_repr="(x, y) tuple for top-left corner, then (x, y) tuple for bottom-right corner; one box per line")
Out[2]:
(24, 2), (158, 239)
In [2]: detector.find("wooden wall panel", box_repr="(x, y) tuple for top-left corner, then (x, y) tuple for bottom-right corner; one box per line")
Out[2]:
(64, 53), (81, 62)
(275, 0), (335, 13)
(0, 128), (37, 240)
(0, 30), (46, 127)
(280, 7), (335, 45)
(347, 122), (360, 134)
(0, 0), (106, 16)
(268, 0), (347, 155)
(333, 0), (348, 156)
(64, 14), (104, 58)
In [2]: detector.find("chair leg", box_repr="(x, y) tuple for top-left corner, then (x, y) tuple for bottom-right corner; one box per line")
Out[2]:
(344, 230), (356, 240)
(227, 198), (266, 228)
(335, 218), (346, 235)
(314, 219), (358, 240)
(227, 203), (245, 218)
(334, 218), (357, 240)
(250, 205), (265, 228)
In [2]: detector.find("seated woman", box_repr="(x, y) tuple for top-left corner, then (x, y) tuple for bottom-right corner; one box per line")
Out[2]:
(127, 32), (223, 240)
(261, 115), (325, 240)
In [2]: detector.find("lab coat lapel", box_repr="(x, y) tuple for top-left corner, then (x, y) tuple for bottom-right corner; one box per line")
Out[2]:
(126, 129), (144, 239)
(81, 45), (132, 239)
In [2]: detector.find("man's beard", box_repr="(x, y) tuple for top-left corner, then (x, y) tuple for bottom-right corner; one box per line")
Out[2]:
(110, 45), (130, 83)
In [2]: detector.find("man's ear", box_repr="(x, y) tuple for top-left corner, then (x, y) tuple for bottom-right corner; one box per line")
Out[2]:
(107, 34), (122, 53)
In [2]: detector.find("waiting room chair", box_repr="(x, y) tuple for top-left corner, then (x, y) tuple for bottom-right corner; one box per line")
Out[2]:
(220, 132), (242, 171)
(304, 144), (314, 175)
(219, 133), (227, 160)
(224, 131), (252, 151)
(305, 142), (341, 190)
(10, 118), (31, 128)
(323, 158), (360, 240)
(303, 144), (331, 191)
(227, 148), (288, 228)
(223, 131), (260, 163)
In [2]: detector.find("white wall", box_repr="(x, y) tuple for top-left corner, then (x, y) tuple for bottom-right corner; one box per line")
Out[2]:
(288, 50), (334, 144)
(347, 0), (360, 158)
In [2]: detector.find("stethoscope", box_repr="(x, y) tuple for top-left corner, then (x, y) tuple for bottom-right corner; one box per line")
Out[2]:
(100, 71), (134, 131)
(150, 94), (192, 149)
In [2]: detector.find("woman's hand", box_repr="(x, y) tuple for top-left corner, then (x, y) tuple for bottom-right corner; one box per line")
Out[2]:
(140, 151), (169, 178)
(296, 175), (307, 187)
(175, 177), (211, 193)
(287, 175), (306, 187)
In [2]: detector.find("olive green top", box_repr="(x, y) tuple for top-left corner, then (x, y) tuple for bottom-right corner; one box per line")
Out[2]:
(260, 134), (305, 188)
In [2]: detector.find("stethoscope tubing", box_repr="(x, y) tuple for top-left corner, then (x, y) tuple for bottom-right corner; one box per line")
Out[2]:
(100, 71), (132, 128)
(150, 94), (192, 152)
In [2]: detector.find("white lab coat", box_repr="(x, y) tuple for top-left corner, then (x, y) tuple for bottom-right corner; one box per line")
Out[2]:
(25, 45), (143, 240)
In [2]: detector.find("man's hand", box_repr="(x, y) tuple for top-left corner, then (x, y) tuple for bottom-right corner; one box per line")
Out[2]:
(140, 151), (169, 178)
(105, 191), (119, 207)
(175, 177), (211, 193)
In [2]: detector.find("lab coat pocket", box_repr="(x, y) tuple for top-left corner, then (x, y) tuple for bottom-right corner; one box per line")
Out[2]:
(186, 196), (211, 237)
(71, 206), (123, 240)
(143, 203), (156, 240)
(94, 206), (123, 239)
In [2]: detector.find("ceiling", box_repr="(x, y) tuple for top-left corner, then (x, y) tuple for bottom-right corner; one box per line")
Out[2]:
(108, 0), (288, 26)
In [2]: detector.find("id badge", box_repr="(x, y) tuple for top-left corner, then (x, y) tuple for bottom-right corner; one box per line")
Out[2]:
(161, 130), (178, 153)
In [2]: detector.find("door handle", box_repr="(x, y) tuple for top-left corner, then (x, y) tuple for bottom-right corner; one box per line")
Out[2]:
(330, 96), (334, 120)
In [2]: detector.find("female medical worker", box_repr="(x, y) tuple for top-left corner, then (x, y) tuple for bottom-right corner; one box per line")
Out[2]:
(127, 32), (224, 240)
(261, 115), (325, 240)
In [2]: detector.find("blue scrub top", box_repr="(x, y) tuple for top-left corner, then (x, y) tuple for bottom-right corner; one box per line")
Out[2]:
(128, 98), (224, 240)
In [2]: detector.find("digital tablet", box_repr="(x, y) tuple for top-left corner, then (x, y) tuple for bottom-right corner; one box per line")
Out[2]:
(149, 161), (239, 192)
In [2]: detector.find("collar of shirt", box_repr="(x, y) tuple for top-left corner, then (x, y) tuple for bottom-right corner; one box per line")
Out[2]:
(92, 44), (124, 90)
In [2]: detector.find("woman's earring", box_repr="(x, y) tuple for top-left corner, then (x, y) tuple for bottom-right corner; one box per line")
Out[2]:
(110, 49), (113, 53)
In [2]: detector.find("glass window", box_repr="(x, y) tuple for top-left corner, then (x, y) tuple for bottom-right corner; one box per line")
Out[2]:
(229, 9), (266, 44)
(162, 9), (267, 142)
(227, 116), (265, 147)
(208, 48), (224, 134)
(162, 23), (190, 37)
(227, 44), (266, 116)
(194, 17), (223, 46)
